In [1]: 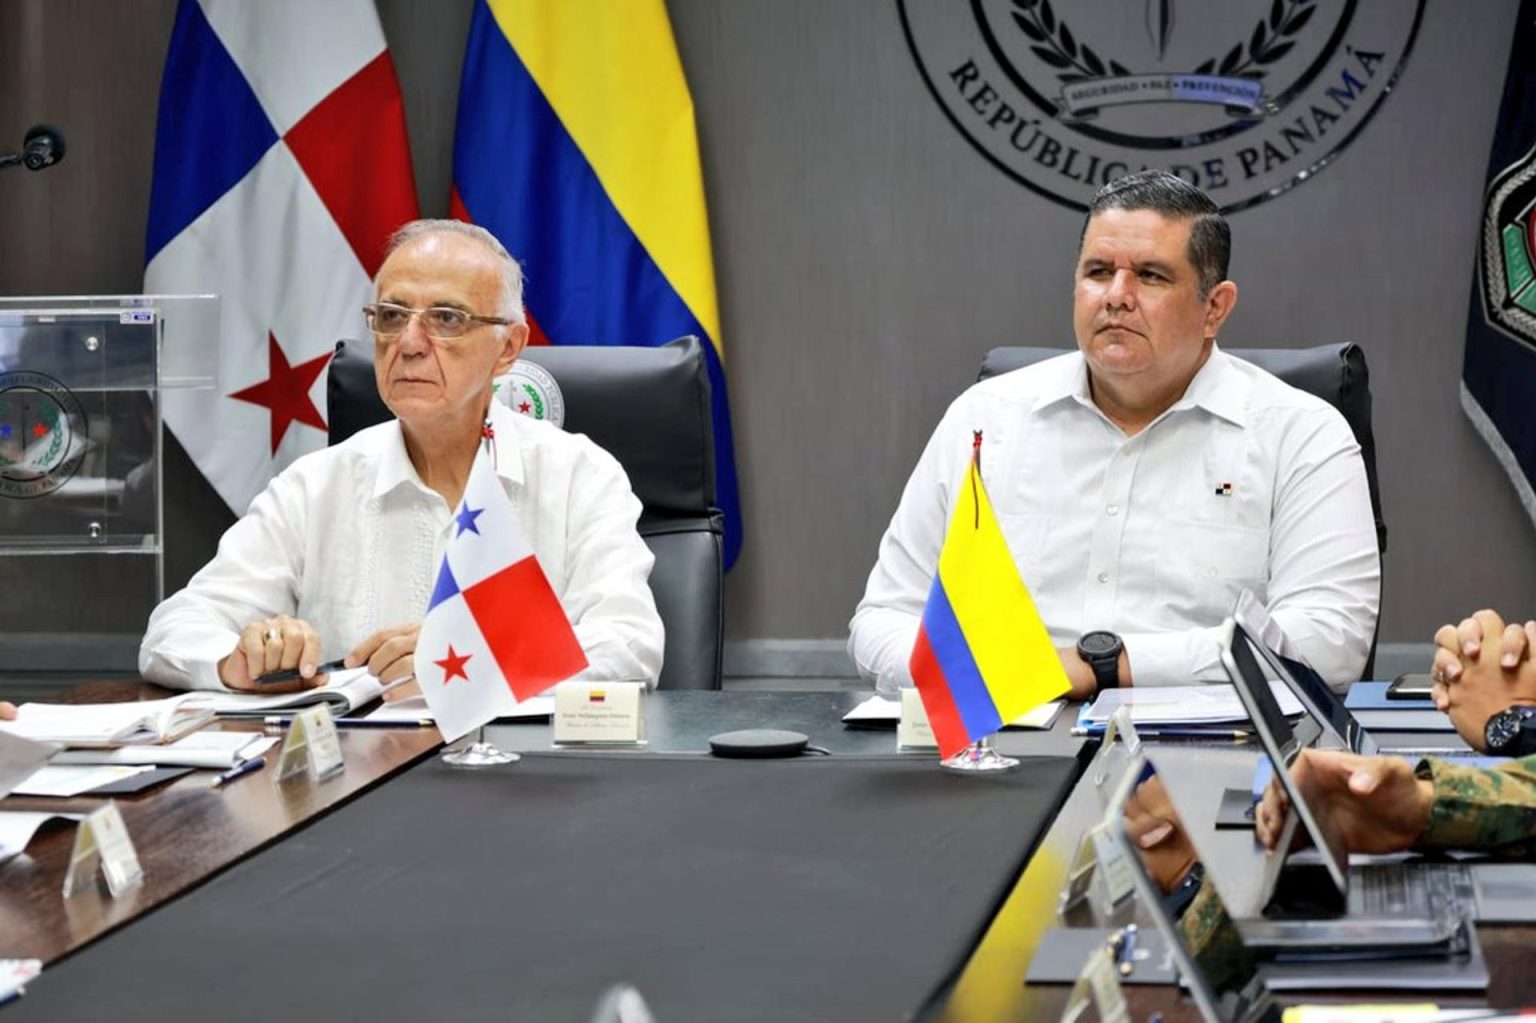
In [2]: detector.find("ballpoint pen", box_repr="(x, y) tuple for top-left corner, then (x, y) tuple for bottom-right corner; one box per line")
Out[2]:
(253, 658), (349, 684)
(214, 755), (266, 787)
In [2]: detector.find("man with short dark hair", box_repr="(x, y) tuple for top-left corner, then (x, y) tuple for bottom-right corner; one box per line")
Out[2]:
(850, 170), (1379, 698)
(141, 219), (664, 692)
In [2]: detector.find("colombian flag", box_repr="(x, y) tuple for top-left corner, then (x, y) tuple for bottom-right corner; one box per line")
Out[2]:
(909, 434), (1070, 759)
(451, 0), (743, 567)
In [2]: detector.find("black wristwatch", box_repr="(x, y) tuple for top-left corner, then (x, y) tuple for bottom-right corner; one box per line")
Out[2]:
(1484, 705), (1536, 756)
(1076, 630), (1124, 692)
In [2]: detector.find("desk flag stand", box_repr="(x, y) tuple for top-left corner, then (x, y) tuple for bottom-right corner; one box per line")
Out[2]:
(942, 734), (1018, 772)
(443, 725), (518, 768)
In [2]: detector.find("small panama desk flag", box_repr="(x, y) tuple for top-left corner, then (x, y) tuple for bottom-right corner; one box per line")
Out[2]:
(909, 432), (1070, 761)
(415, 447), (587, 743)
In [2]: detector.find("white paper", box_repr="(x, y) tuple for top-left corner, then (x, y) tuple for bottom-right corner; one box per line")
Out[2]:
(0, 695), (213, 746)
(51, 732), (275, 769)
(0, 958), (42, 1002)
(0, 812), (80, 861)
(13, 765), (155, 798)
(843, 695), (1064, 729)
(1081, 681), (1303, 727)
(201, 669), (383, 716)
(0, 731), (56, 798)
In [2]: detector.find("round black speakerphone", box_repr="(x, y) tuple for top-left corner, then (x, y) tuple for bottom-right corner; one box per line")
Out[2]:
(707, 729), (810, 758)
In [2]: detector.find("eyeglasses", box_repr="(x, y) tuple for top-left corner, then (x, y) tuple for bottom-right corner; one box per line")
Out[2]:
(363, 302), (513, 341)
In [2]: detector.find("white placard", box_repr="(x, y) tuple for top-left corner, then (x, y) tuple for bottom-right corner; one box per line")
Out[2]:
(553, 682), (645, 745)
(897, 689), (939, 750)
(273, 705), (345, 783)
(1088, 822), (1136, 908)
(1091, 706), (1141, 786)
(62, 802), (143, 899)
(1062, 944), (1130, 1023)
(1058, 828), (1099, 916)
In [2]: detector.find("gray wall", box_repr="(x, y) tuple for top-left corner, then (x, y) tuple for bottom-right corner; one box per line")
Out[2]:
(0, 0), (1531, 667)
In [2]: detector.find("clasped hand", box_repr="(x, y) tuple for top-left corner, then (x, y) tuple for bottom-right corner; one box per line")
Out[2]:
(217, 615), (420, 692)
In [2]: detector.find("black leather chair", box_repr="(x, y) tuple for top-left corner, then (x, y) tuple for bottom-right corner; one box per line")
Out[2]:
(978, 343), (1384, 677)
(327, 336), (725, 690)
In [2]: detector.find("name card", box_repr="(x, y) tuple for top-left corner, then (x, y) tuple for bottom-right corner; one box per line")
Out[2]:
(897, 689), (938, 750)
(553, 681), (645, 745)
(1089, 822), (1137, 908)
(1061, 944), (1130, 1023)
(273, 705), (345, 783)
(62, 802), (142, 899)
(1091, 705), (1142, 786)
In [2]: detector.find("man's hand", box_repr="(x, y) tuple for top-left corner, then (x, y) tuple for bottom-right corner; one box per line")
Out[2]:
(219, 615), (329, 693)
(1255, 748), (1433, 856)
(347, 624), (420, 684)
(1430, 609), (1536, 750)
(1055, 645), (1131, 700)
(0, 701), (15, 720)
(1123, 773), (1197, 893)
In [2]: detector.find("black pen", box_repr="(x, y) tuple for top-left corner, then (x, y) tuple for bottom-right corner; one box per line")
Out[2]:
(253, 658), (349, 685)
(214, 755), (266, 787)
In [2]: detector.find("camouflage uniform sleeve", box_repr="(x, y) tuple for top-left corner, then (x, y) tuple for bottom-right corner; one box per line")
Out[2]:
(1177, 880), (1256, 993)
(1416, 753), (1536, 852)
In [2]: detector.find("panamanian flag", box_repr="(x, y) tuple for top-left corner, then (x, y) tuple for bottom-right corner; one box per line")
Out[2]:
(1464, 0), (1536, 528)
(450, 0), (744, 568)
(415, 448), (588, 742)
(145, 0), (419, 515)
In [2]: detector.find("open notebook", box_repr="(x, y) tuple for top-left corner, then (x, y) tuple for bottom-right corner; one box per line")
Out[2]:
(0, 694), (215, 747)
(201, 669), (393, 717)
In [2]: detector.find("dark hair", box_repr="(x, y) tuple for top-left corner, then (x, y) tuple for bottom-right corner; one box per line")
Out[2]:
(1081, 170), (1230, 297)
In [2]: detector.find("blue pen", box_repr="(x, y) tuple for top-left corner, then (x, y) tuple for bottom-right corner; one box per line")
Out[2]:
(214, 755), (266, 787)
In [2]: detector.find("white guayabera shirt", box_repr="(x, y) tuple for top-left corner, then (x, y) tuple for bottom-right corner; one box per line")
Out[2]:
(141, 400), (663, 691)
(849, 346), (1380, 696)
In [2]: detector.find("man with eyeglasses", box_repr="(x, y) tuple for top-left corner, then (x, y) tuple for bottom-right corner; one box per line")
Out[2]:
(139, 220), (664, 693)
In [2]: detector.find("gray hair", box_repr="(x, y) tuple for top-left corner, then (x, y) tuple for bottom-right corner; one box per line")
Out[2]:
(381, 218), (528, 326)
(1080, 169), (1230, 299)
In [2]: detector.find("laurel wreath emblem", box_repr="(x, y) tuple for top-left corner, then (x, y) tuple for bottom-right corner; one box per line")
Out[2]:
(517, 382), (545, 419)
(0, 400), (66, 471)
(1011, 0), (1317, 82)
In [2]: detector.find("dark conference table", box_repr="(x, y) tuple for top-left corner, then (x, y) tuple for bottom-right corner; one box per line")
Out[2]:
(3, 685), (1531, 1020)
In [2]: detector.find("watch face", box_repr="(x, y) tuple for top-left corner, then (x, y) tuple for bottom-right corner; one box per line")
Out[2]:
(1488, 712), (1519, 751)
(1079, 631), (1120, 657)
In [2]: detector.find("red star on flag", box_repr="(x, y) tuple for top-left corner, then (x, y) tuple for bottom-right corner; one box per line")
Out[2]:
(31, 421), (48, 438)
(435, 645), (472, 684)
(229, 333), (333, 454)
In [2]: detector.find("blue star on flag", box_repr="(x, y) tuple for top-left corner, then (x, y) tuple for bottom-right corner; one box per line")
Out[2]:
(454, 504), (484, 537)
(0, 424), (10, 439)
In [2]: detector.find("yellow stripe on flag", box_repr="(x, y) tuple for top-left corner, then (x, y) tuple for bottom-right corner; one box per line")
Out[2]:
(486, 0), (723, 351)
(937, 460), (1069, 721)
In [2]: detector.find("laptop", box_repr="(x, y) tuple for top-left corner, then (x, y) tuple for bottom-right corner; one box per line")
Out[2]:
(1105, 752), (1280, 1023)
(1107, 750), (1489, 1006)
(1228, 606), (1470, 758)
(1221, 616), (1536, 927)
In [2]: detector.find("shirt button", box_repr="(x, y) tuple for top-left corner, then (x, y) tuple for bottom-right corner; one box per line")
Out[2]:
(1097, 571), (1110, 584)
(1106, 504), (1120, 516)
(1207, 567), (1219, 578)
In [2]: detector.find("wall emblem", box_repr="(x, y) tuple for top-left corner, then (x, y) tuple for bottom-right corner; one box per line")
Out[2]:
(898, 0), (1424, 211)
(493, 359), (566, 428)
(1480, 142), (1536, 352)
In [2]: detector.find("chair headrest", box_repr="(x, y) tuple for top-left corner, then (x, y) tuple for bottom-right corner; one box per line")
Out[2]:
(327, 336), (716, 515)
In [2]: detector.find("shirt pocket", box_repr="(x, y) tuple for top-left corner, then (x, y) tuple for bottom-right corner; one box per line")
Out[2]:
(1158, 520), (1269, 618)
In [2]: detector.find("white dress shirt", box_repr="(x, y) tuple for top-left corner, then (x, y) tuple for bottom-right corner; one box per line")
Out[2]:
(848, 347), (1380, 695)
(140, 400), (663, 690)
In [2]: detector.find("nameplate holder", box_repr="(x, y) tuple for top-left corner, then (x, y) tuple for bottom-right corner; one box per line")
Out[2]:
(1059, 828), (1099, 916)
(1091, 706), (1142, 786)
(1059, 944), (1130, 1023)
(1088, 822), (1137, 911)
(274, 705), (345, 783)
(553, 681), (645, 746)
(897, 689), (939, 750)
(62, 802), (142, 899)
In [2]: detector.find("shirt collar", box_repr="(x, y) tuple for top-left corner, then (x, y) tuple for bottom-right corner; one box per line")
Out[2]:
(1034, 343), (1247, 427)
(371, 397), (526, 499)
